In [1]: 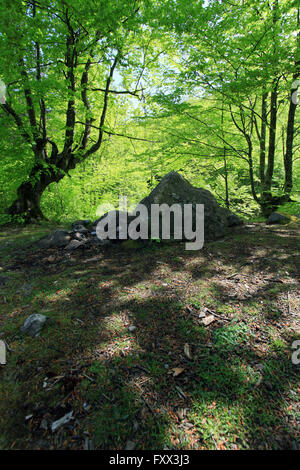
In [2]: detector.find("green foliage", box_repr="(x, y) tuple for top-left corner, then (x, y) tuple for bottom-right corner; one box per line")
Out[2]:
(0, 0), (299, 222)
(213, 323), (250, 350)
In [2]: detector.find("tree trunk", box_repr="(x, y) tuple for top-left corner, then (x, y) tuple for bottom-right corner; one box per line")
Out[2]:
(264, 83), (278, 192)
(7, 181), (45, 222)
(260, 196), (279, 217)
(259, 92), (267, 189)
(6, 160), (66, 222)
(223, 148), (230, 209)
(260, 82), (279, 216)
(283, 92), (297, 195)
(284, 51), (299, 194)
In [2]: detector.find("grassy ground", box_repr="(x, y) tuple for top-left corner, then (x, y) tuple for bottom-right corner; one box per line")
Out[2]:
(0, 222), (299, 450)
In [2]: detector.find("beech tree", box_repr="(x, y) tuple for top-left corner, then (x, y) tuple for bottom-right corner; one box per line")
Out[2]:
(150, 0), (299, 216)
(0, 0), (298, 222)
(0, 0), (150, 221)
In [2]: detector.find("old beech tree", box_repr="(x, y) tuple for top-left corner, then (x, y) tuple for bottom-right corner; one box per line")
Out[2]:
(0, 0), (147, 221)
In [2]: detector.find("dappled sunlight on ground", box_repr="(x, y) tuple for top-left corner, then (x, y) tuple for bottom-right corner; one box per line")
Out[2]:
(0, 223), (299, 449)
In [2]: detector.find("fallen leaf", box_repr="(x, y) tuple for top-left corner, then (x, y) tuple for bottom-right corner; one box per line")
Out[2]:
(200, 315), (216, 326)
(169, 367), (185, 377)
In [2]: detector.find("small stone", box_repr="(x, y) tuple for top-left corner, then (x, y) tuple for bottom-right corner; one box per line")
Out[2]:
(198, 310), (206, 318)
(133, 421), (139, 433)
(65, 239), (84, 251)
(128, 326), (137, 333)
(125, 440), (136, 450)
(73, 232), (87, 241)
(21, 314), (47, 337)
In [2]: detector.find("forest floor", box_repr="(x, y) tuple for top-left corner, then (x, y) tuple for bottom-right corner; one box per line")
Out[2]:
(0, 221), (299, 450)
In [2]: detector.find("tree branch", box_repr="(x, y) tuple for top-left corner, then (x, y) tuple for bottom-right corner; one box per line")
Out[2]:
(63, 10), (77, 155)
(75, 120), (160, 143)
(1, 102), (32, 144)
(91, 87), (144, 98)
(83, 54), (119, 158)
(20, 58), (38, 141)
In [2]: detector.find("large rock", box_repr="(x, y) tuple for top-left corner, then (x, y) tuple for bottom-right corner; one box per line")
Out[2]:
(38, 230), (71, 248)
(266, 213), (289, 225)
(21, 314), (47, 337)
(137, 171), (241, 241)
(227, 213), (243, 227)
(91, 172), (242, 243)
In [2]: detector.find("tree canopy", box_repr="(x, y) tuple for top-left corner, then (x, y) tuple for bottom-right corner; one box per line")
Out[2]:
(0, 0), (299, 222)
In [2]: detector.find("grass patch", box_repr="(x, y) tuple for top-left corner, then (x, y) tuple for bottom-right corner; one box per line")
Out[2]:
(0, 222), (299, 449)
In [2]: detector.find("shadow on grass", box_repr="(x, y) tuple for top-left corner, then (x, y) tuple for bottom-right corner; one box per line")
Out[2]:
(0, 224), (299, 449)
